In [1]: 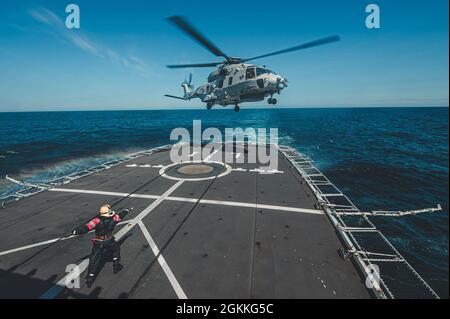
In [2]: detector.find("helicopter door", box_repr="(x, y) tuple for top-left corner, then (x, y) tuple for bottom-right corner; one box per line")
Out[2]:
(257, 79), (264, 88)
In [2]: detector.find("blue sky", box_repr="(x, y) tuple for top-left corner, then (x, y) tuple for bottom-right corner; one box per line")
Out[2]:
(0, 0), (448, 111)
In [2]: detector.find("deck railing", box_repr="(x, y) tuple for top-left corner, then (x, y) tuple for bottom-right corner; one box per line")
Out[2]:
(1, 145), (172, 207)
(278, 145), (440, 299)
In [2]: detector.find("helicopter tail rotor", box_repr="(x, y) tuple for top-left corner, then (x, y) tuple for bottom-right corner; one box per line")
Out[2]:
(188, 73), (193, 89)
(181, 73), (194, 98)
(165, 73), (194, 101)
(182, 73), (193, 87)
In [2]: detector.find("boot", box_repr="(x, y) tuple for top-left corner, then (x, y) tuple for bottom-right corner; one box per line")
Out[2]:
(86, 274), (95, 288)
(113, 259), (123, 274)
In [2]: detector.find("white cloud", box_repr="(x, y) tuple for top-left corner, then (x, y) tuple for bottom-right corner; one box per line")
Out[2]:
(28, 6), (150, 78)
(69, 34), (101, 56)
(29, 8), (53, 25)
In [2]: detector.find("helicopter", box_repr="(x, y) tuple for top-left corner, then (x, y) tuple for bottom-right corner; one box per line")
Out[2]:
(165, 16), (340, 112)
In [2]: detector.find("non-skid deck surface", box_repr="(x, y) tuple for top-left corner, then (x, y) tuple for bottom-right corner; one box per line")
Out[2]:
(0, 145), (369, 299)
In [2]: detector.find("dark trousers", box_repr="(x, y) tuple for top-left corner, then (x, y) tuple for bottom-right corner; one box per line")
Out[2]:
(87, 238), (120, 276)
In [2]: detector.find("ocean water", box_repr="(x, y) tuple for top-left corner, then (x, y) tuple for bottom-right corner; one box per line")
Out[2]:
(0, 107), (448, 297)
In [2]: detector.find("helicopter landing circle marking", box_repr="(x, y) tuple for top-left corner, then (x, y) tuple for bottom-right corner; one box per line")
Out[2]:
(159, 161), (232, 182)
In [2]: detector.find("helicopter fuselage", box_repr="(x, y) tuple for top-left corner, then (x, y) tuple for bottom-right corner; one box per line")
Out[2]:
(186, 63), (287, 108)
(165, 15), (339, 111)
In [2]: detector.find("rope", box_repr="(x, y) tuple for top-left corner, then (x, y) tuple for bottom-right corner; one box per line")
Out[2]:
(6, 163), (178, 272)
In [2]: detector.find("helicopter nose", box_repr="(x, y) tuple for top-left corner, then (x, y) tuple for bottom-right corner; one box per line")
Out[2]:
(279, 77), (288, 88)
(269, 76), (287, 90)
(267, 76), (280, 87)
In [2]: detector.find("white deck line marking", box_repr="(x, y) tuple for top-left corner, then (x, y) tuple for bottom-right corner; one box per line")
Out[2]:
(50, 188), (129, 197)
(0, 237), (72, 257)
(128, 194), (160, 199)
(204, 149), (219, 162)
(249, 169), (284, 174)
(0, 221), (130, 257)
(50, 188), (160, 200)
(159, 161), (232, 182)
(125, 164), (166, 169)
(138, 221), (187, 299)
(114, 180), (184, 240)
(49, 188), (323, 215)
(40, 180), (184, 299)
(167, 197), (323, 215)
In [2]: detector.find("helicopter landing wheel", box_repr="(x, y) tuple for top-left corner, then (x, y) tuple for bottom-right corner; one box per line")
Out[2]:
(234, 105), (240, 112)
(268, 98), (273, 104)
(206, 103), (212, 110)
(271, 98), (277, 105)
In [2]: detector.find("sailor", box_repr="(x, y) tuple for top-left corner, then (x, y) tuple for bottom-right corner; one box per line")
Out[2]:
(73, 204), (132, 287)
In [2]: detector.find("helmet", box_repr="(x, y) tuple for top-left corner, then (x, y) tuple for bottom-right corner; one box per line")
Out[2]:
(99, 204), (115, 217)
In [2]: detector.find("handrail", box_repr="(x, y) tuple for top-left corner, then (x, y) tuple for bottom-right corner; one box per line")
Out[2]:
(278, 145), (440, 299)
(1, 145), (172, 206)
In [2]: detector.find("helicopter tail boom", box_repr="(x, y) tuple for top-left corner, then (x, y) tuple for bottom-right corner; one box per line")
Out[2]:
(165, 73), (195, 101)
(164, 94), (187, 100)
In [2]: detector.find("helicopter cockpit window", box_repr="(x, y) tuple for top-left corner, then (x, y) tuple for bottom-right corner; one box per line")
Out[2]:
(246, 68), (256, 80)
(256, 68), (273, 76)
(218, 80), (224, 89)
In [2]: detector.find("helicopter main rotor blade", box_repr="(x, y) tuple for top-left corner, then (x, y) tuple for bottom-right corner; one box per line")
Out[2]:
(166, 62), (222, 69)
(166, 15), (229, 60)
(242, 35), (341, 63)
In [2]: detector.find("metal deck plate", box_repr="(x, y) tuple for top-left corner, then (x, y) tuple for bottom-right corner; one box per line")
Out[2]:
(0, 144), (375, 299)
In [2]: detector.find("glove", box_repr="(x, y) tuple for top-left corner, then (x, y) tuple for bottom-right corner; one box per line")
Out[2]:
(119, 207), (133, 219)
(72, 227), (83, 236)
(124, 207), (134, 213)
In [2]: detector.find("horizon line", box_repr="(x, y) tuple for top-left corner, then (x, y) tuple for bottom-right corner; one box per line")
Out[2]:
(0, 105), (449, 113)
